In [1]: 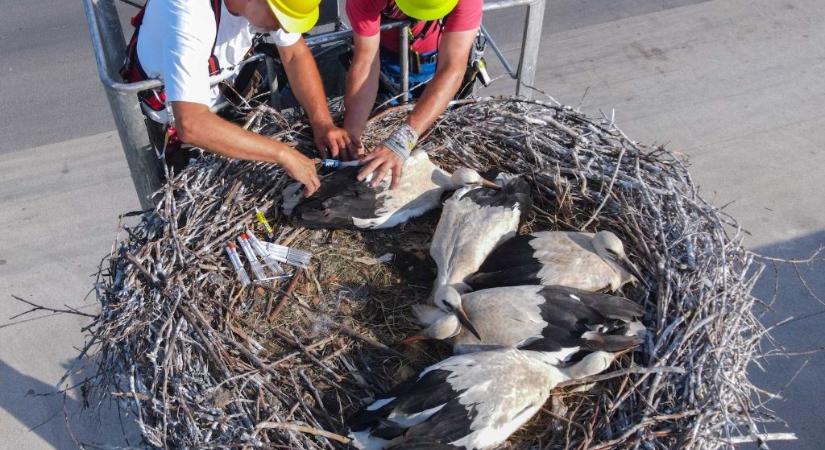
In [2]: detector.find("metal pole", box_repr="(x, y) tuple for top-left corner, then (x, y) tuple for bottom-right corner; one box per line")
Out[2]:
(399, 25), (410, 104)
(482, 0), (536, 12)
(336, 0), (349, 28)
(515, 0), (545, 98)
(480, 24), (516, 79)
(85, 0), (161, 209)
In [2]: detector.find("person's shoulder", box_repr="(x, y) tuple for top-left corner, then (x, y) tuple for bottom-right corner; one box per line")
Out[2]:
(346, 0), (387, 36)
(455, 0), (483, 13)
(153, 0), (219, 38)
(161, 0), (219, 23)
(347, 0), (388, 15)
(444, 0), (482, 31)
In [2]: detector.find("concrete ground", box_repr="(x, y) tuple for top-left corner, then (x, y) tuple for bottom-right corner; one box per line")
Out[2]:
(1, 0), (823, 448)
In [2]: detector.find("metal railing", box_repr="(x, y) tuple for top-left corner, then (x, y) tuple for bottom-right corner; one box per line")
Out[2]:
(83, 0), (546, 208)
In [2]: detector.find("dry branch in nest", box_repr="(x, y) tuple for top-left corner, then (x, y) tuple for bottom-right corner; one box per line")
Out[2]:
(78, 97), (776, 449)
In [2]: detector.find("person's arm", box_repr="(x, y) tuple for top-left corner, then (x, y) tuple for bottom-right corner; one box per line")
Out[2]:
(407, 29), (476, 134)
(173, 101), (320, 195)
(358, 29), (477, 188)
(159, 7), (319, 195)
(344, 32), (381, 155)
(278, 38), (353, 160)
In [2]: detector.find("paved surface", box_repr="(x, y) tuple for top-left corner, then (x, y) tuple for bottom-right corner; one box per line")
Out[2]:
(1, 0), (823, 448)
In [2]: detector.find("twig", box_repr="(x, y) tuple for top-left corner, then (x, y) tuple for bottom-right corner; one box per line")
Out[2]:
(556, 366), (685, 389)
(255, 422), (352, 444)
(9, 295), (97, 320)
(722, 433), (798, 444)
(264, 270), (302, 321)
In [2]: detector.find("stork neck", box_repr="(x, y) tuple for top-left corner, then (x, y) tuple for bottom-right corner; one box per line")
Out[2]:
(432, 169), (455, 189)
(600, 257), (628, 290)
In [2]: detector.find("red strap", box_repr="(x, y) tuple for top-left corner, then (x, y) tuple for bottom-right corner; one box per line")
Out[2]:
(208, 0), (223, 75)
(130, 8), (145, 28)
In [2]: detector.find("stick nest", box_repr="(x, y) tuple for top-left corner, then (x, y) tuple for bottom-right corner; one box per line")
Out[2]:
(80, 97), (773, 449)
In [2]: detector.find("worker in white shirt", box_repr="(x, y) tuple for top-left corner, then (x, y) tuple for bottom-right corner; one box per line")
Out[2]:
(123, 0), (353, 195)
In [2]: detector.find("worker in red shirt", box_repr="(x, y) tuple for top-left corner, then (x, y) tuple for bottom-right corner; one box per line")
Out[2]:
(343, 0), (483, 188)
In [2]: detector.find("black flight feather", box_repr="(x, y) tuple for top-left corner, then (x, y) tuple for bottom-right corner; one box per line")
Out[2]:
(348, 367), (480, 449)
(519, 287), (644, 355)
(289, 167), (384, 229)
(458, 176), (532, 211)
(474, 234), (539, 273)
(348, 369), (457, 432)
(465, 234), (544, 290)
(465, 262), (543, 291)
(395, 398), (477, 448)
(549, 286), (644, 320)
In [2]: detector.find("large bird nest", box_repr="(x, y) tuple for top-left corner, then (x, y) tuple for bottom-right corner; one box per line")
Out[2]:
(78, 97), (773, 449)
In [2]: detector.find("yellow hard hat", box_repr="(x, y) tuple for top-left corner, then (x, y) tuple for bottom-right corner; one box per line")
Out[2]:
(395, 0), (460, 21)
(265, 0), (321, 34)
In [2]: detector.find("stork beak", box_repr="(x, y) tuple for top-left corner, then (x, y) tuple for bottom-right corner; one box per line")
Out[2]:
(399, 334), (427, 345)
(622, 256), (651, 290)
(454, 306), (482, 340)
(481, 178), (501, 189)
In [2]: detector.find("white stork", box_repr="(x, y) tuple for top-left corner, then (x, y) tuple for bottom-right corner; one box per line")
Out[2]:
(348, 348), (572, 450)
(429, 175), (532, 299)
(281, 150), (496, 229)
(464, 230), (649, 292)
(406, 285), (645, 372)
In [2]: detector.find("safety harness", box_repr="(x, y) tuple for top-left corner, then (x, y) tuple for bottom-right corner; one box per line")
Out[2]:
(381, 3), (445, 74)
(120, 0), (223, 115)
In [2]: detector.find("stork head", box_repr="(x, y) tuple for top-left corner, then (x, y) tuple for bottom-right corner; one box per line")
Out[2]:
(400, 313), (461, 344)
(449, 168), (500, 190)
(432, 285), (481, 340)
(592, 231), (649, 290)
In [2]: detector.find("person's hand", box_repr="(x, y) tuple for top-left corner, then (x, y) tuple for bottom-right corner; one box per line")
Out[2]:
(345, 128), (365, 161)
(279, 148), (321, 196)
(313, 122), (360, 161)
(357, 145), (404, 189)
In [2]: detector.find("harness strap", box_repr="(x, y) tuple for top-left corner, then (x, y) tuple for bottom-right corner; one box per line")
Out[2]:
(121, 0), (224, 112)
(206, 0), (222, 76)
(381, 3), (446, 47)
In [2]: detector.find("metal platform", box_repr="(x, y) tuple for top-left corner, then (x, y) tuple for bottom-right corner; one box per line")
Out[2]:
(82, 0), (547, 208)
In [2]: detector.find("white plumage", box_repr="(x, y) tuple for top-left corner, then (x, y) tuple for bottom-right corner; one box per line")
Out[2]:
(465, 230), (648, 292)
(348, 348), (571, 450)
(408, 285), (645, 361)
(429, 176), (532, 297)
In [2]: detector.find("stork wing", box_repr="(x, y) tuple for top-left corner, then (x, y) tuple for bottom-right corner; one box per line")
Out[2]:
(538, 286), (644, 321)
(290, 167), (380, 229)
(350, 350), (560, 449)
(430, 177), (530, 288)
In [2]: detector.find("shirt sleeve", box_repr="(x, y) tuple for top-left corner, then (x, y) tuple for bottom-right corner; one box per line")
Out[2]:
(443, 0), (483, 32)
(162, 6), (216, 105)
(269, 28), (301, 47)
(346, 0), (385, 36)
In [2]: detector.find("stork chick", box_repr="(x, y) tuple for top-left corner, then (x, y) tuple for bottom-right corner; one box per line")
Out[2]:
(465, 230), (649, 292)
(282, 150), (495, 229)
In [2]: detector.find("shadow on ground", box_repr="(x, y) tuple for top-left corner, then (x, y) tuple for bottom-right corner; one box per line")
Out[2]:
(0, 356), (140, 449)
(748, 230), (825, 450)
